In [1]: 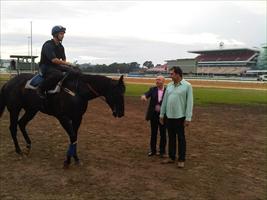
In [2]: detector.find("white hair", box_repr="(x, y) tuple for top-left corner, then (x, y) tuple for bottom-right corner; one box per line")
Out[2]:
(156, 75), (165, 81)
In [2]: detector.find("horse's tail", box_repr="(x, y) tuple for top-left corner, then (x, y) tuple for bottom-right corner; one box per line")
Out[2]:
(0, 84), (6, 118)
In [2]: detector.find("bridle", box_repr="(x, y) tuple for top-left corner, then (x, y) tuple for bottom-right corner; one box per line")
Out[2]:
(86, 83), (106, 102)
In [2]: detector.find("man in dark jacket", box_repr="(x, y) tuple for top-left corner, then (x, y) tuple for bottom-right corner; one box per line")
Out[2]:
(37, 25), (74, 98)
(141, 75), (166, 157)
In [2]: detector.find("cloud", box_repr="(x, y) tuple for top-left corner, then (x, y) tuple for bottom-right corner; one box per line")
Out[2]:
(78, 55), (110, 64)
(232, 1), (266, 15)
(1, 1), (266, 65)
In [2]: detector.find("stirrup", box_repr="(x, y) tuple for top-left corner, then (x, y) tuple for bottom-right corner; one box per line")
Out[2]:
(47, 84), (61, 94)
(46, 73), (69, 94)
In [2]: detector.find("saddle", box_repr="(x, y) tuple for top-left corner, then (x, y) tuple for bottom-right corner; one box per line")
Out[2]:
(25, 73), (75, 96)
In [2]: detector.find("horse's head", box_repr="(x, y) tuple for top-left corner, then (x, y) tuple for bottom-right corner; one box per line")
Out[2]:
(105, 75), (125, 118)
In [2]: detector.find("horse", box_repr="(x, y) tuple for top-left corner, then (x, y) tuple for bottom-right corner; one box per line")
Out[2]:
(0, 72), (125, 167)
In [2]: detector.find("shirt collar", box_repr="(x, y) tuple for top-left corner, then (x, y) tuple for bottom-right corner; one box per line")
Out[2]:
(171, 79), (185, 86)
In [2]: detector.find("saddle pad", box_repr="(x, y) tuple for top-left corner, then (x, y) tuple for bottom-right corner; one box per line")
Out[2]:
(25, 74), (72, 95)
(30, 74), (44, 87)
(25, 74), (59, 92)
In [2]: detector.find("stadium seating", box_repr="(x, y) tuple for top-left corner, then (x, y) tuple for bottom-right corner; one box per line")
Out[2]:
(197, 67), (250, 75)
(196, 51), (256, 62)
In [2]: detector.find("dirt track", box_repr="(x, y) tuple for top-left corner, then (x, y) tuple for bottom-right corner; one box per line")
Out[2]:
(0, 97), (266, 200)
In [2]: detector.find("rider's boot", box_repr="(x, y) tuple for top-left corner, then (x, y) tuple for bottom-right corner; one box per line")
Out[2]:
(36, 87), (46, 99)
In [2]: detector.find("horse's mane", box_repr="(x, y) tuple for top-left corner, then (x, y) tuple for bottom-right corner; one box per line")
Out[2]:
(79, 74), (113, 85)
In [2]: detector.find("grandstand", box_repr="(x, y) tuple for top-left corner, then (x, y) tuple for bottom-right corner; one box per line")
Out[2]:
(146, 64), (167, 73)
(165, 58), (197, 74)
(188, 48), (260, 76)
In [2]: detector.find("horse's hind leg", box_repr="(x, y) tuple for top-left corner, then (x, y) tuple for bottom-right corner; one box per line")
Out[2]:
(72, 116), (82, 165)
(18, 110), (38, 155)
(9, 110), (22, 155)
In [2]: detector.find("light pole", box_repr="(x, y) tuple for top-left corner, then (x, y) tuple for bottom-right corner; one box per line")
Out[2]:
(30, 21), (33, 73)
(27, 36), (30, 56)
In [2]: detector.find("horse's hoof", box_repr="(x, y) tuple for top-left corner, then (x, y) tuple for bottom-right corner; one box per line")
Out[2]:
(16, 150), (23, 156)
(24, 148), (31, 156)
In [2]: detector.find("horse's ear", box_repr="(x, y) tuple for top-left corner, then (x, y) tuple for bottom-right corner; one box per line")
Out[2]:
(118, 75), (124, 85)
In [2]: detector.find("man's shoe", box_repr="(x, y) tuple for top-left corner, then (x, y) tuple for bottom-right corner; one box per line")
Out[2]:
(148, 152), (156, 157)
(178, 161), (185, 168)
(161, 158), (175, 164)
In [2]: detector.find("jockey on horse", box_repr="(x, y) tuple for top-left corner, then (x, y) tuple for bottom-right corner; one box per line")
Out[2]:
(37, 25), (77, 98)
(0, 26), (125, 168)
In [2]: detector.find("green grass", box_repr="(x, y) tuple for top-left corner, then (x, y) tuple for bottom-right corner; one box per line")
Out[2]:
(125, 83), (267, 106)
(1, 79), (266, 106)
(0, 74), (11, 81)
(125, 84), (152, 97)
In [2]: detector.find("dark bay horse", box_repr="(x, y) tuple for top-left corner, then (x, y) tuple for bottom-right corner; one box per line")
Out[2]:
(0, 73), (125, 167)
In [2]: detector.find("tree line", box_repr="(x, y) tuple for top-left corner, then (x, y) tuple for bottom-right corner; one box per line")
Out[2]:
(78, 61), (156, 73)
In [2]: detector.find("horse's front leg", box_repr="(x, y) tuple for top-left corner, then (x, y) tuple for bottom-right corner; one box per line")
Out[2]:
(66, 142), (78, 167)
(58, 117), (78, 168)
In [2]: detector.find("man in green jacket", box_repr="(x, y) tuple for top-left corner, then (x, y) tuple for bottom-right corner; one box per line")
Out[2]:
(160, 66), (193, 168)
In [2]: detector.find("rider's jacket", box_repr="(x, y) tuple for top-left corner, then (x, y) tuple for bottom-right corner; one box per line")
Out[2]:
(39, 39), (66, 70)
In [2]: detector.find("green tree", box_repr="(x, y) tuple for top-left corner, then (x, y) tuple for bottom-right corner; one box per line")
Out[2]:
(129, 62), (140, 71)
(143, 61), (154, 69)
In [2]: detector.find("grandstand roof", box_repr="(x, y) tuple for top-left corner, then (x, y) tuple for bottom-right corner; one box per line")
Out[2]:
(188, 48), (260, 54)
(165, 58), (195, 62)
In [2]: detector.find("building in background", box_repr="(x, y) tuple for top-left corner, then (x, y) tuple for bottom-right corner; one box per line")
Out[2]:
(256, 44), (267, 70)
(165, 58), (197, 74)
(0, 59), (11, 72)
(0, 55), (38, 74)
(188, 48), (260, 76)
(146, 63), (167, 74)
(9, 55), (38, 74)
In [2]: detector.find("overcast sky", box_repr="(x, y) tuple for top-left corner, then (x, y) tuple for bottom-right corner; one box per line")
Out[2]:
(1, 1), (266, 65)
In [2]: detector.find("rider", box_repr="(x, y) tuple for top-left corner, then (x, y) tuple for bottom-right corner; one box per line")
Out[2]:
(37, 25), (74, 98)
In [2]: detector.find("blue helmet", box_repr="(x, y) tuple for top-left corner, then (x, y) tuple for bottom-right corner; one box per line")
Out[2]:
(51, 25), (66, 36)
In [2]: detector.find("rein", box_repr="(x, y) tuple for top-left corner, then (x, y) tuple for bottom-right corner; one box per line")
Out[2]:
(58, 74), (106, 103)
(86, 83), (106, 102)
